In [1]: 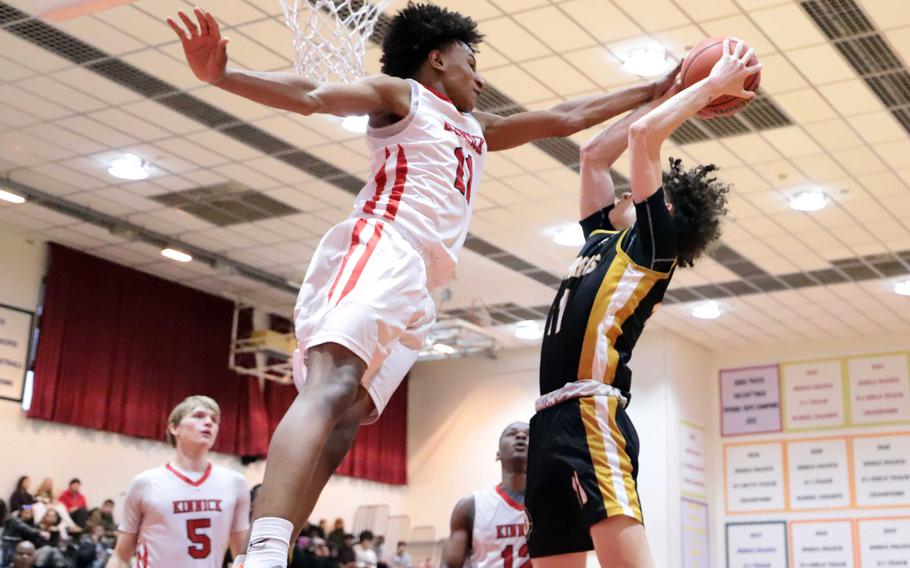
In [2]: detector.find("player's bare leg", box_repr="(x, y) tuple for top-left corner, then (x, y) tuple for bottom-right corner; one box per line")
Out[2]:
(292, 387), (374, 522)
(531, 552), (587, 568)
(245, 343), (366, 567)
(590, 516), (655, 568)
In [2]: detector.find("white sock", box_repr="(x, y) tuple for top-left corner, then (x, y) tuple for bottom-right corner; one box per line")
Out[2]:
(244, 517), (293, 568)
(233, 554), (246, 567)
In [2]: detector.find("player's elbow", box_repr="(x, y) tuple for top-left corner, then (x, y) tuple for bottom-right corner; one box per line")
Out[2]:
(628, 119), (657, 154)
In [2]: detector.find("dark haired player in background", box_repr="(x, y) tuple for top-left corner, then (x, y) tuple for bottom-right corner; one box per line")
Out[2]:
(168, 4), (676, 565)
(526, 39), (759, 567)
(443, 423), (529, 568)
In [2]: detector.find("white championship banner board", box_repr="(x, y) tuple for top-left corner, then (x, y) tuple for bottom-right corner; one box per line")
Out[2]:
(0, 305), (32, 402)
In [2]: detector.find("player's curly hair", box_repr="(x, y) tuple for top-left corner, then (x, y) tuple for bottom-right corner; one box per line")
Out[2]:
(380, 2), (484, 79)
(663, 158), (730, 268)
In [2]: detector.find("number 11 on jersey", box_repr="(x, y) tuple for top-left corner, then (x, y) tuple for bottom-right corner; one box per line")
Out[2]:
(453, 147), (474, 203)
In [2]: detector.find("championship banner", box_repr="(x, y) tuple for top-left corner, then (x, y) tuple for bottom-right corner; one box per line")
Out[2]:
(0, 304), (33, 402)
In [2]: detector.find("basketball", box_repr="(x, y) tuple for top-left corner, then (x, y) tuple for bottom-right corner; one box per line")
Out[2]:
(680, 37), (761, 118)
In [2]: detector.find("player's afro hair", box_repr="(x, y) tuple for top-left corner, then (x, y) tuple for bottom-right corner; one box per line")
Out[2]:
(663, 158), (730, 268)
(380, 2), (483, 79)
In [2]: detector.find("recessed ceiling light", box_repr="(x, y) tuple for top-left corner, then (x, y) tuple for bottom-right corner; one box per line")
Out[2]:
(553, 224), (585, 247)
(515, 320), (544, 340)
(691, 300), (721, 320)
(342, 115), (369, 133)
(432, 343), (456, 355)
(108, 154), (149, 181)
(622, 47), (671, 77)
(161, 247), (192, 263)
(895, 278), (910, 297)
(789, 189), (827, 212)
(0, 188), (26, 204)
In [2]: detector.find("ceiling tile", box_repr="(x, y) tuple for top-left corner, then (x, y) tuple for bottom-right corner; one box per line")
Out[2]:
(559, 0), (642, 43)
(749, 4), (828, 51)
(514, 6), (596, 52)
(818, 80), (885, 116)
(773, 88), (837, 124)
(785, 44), (857, 85)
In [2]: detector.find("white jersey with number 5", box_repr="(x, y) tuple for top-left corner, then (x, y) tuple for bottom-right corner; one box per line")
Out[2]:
(119, 463), (250, 568)
(359, 79), (487, 289)
(469, 485), (529, 568)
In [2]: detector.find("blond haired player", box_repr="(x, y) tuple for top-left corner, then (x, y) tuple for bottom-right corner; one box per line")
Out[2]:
(106, 396), (250, 568)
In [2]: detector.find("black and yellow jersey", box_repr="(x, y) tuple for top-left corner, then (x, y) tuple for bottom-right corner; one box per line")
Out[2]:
(539, 189), (677, 401)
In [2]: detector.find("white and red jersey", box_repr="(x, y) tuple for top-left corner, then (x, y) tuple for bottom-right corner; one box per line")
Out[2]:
(468, 485), (529, 568)
(357, 79), (487, 289)
(119, 463), (250, 568)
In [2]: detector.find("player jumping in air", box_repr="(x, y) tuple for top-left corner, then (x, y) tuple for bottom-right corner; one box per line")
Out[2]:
(167, 4), (677, 566)
(443, 422), (529, 568)
(525, 39), (759, 568)
(106, 396), (250, 568)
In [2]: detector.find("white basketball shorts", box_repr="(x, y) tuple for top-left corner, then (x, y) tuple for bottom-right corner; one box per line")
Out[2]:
(292, 217), (436, 423)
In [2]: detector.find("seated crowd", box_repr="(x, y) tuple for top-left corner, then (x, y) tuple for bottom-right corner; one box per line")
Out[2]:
(2, 478), (416, 568)
(2, 476), (115, 567)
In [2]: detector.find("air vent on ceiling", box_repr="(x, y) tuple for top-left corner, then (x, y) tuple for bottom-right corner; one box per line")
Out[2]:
(0, 3), (28, 25)
(158, 93), (237, 128)
(802, 0), (874, 40)
(834, 35), (901, 74)
(443, 301), (551, 326)
(8, 18), (106, 64)
(865, 71), (910, 107)
(738, 95), (793, 130)
(88, 58), (175, 97)
(153, 182), (300, 226)
(220, 124), (294, 155)
(698, 114), (751, 137)
(477, 85), (524, 116)
(800, 0), (910, 136)
(330, 174), (366, 194)
(670, 121), (710, 144)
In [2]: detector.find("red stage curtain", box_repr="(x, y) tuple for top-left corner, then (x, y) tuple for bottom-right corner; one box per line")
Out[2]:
(30, 244), (408, 482)
(263, 378), (408, 485)
(29, 244), (270, 457)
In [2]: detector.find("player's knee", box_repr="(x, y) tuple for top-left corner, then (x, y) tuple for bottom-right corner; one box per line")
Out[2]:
(308, 371), (361, 416)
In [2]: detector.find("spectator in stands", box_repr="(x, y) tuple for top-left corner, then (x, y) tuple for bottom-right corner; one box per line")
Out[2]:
(33, 480), (53, 505)
(32, 481), (78, 537)
(9, 477), (35, 514)
(316, 519), (328, 540)
(327, 518), (346, 553)
(336, 534), (356, 566)
(389, 542), (412, 568)
(58, 479), (88, 527)
(373, 536), (385, 564)
(37, 509), (67, 549)
(73, 524), (111, 568)
(353, 531), (377, 568)
(85, 500), (115, 538)
(0, 498), (7, 524)
(3, 506), (50, 547)
(11, 541), (36, 568)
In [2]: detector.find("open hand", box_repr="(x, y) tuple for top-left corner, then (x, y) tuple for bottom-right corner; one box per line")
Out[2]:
(707, 38), (762, 99)
(167, 8), (228, 84)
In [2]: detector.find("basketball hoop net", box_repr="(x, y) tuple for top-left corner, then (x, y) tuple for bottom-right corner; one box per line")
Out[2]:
(278, 0), (391, 83)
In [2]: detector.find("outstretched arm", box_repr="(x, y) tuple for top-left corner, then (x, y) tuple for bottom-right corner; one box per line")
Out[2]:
(579, 94), (672, 220)
(628, 39), (760, 203)
(167, 9), (410, 118)
(475, 64), (680, 152)
(441, 497), (474, 568)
